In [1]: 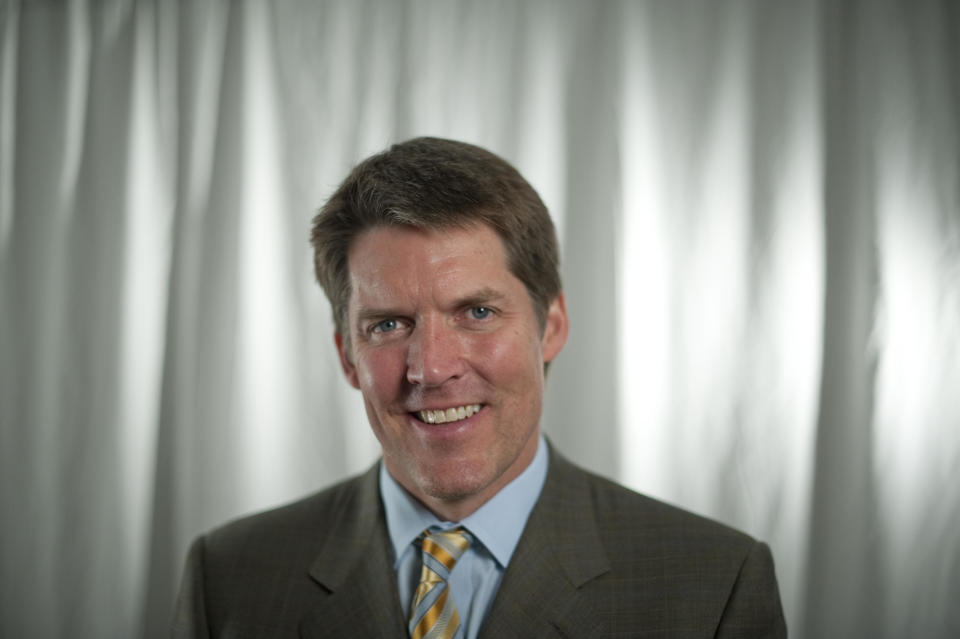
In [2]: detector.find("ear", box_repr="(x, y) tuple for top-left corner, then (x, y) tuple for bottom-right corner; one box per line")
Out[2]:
(540, 292), (569, 364)
(334, 332), (361, 389)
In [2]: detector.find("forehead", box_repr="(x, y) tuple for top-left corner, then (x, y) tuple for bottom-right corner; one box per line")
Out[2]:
(345, 224), (515, 304)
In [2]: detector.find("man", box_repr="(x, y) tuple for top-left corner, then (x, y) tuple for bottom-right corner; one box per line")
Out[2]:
(173, 138), (786, 637)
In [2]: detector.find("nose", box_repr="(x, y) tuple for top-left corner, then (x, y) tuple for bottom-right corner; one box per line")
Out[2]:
(406, 317), (466, 387)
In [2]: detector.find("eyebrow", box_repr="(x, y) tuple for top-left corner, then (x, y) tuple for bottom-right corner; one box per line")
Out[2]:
(353, 287), (507, 325)
(455, 287), (507, 309)
(354, 307), (406, 326)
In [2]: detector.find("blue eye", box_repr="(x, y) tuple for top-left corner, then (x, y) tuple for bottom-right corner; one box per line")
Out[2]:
(374, 319), (398, 333)
(469, 306), (492, 320)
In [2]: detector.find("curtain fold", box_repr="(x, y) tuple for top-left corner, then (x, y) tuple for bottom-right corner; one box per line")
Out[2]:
(1, 1), (957, 637)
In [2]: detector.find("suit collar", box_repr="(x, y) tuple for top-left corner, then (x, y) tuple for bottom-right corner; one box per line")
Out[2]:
(299, 444), (611, 637)
(479, 444), (612, 637)
(300, 462), (407, 637)
(533, 443), (612, 586)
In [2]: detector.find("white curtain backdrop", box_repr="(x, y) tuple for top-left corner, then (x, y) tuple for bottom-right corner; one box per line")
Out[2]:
(2, 1), (958, 637)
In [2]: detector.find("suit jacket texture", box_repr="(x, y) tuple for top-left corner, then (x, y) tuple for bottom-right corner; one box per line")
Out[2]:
(172, 447), (787, 638)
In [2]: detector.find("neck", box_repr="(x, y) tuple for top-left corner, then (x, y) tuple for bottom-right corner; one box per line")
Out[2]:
(392, 434), (541, 522)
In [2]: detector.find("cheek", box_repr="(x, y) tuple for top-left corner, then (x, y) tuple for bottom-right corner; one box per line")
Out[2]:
(356, 348), (407, 397)
(474, 329), (543, 386)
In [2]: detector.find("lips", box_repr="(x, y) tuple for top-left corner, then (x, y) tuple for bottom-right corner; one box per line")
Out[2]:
(415, 404), (483, 424)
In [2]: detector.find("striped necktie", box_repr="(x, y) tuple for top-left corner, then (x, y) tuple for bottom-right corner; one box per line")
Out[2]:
(408, 528), (471, 639)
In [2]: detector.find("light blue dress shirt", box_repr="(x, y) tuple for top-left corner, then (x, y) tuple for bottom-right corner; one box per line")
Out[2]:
(380, 436), (549, 639)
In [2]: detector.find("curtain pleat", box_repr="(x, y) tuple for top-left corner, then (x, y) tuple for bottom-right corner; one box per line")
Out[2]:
(1, 1), (957, 637)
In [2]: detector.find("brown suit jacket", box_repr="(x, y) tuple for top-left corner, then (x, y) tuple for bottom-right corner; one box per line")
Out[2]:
(172, 447), (786, 637)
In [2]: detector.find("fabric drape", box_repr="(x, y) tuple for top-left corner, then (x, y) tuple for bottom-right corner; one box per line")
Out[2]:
(1, 1), (957, 637)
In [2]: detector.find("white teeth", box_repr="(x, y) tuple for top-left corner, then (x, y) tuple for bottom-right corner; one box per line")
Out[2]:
(417, 404), (481, 425)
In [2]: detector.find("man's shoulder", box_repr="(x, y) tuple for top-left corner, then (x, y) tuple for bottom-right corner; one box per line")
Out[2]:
(173, 466), (394, 635)
(548, 451), (758, 554)
(510, 449), (786, 636)
(201, 466), (378, 559)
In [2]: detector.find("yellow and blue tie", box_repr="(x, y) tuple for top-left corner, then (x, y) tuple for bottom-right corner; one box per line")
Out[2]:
(408, 528), (471, 639)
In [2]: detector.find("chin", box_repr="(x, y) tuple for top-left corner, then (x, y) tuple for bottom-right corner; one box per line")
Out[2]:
(414, 461), (495, 503)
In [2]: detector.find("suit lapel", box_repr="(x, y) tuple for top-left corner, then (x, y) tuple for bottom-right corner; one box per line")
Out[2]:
(298, 464), (407, 638)
(295, 446), (611, 637)
(479, 447), (611, 638)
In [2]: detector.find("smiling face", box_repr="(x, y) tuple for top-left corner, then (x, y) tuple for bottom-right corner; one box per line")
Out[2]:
(335, 223), (568, 520)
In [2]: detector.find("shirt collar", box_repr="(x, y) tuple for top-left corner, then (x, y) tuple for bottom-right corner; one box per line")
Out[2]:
(380, 435), (549, 569)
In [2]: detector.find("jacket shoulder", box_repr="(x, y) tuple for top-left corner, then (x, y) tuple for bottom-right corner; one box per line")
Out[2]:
(194, 466), (381, 593)
(204, 471), (372, 554)
(539, 454), (786, 636)
(579, 466), (758, 553)
(173, 467), (389, 636)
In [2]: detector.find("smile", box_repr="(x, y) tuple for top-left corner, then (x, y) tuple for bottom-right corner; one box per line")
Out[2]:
(416, 404), (482, 424)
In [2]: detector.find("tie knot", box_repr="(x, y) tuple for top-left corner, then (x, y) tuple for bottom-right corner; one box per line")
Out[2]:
(420, 528), (471, 573)
(409, 528), (471, 639)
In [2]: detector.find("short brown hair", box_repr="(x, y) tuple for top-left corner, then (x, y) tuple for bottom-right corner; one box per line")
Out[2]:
(310, 137), (561, 339)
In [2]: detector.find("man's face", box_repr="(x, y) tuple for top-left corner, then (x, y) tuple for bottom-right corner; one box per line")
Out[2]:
(335, 223), (568, 519)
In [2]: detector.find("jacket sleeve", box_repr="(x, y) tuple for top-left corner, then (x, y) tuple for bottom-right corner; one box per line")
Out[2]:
(171, 536), (211, 639)
(716, 541), (788, 638)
